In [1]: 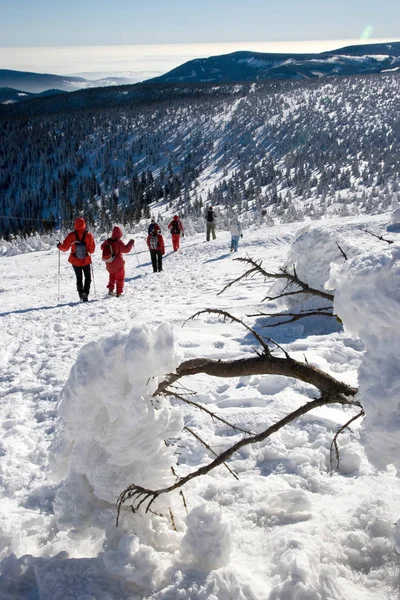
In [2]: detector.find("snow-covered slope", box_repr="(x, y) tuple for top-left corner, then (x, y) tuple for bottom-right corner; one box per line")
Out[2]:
(1, 213), (400, 599)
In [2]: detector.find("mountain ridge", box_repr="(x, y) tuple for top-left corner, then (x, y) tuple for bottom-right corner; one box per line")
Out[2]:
(146, 41), (400, 84)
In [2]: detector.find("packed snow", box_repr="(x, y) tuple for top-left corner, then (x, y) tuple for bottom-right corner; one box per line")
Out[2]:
(1, 212), (400, 599)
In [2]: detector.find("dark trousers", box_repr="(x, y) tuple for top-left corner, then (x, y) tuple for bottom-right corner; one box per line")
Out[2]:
(73, 264), (91, 297)
(150, 250), (163, 272)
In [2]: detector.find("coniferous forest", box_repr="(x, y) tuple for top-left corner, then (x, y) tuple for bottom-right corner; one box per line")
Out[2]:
(1, 72), (400, 237)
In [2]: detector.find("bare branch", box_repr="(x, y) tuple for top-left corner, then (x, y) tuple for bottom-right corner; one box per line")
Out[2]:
(228, 257), (334, 302)
(161, 387), (253, 434)
(217, 266), (260, 296)
(260, 310), (335, 328)
(117, 393), (360, 517)
(184, 308), (271, 354)
(362, 229), (394, 244)
(336, 242), (348, 261)
(329, 409), (365, 470)
(154, 354), (358, 400)
(184, 426), (239, 480)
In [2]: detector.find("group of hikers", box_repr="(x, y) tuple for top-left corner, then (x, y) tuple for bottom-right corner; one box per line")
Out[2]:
(57, 207), (243, 301)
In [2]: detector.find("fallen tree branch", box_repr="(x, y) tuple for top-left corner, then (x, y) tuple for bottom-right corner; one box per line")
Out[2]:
(185, 308), (271, 355)
(362, 229), (394, 244)
(154, 354), (357, 400)
(184, 426), (239, 480)
(117, 392), (360, 518)
(162, 387), (253, 435)
(218, 257), (334, 302)
(329, 409), (365, 470)
(260, 310), (334, 328)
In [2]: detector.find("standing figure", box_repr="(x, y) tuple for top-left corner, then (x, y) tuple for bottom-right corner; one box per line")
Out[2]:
(147, 224), (165, 272)
(57, 217), (96, 302)
(101, 226), (135, 297)
(148, 217), (158, 235)
(229, 217), (243, 252)
(168, 215), (184, 251)
(206, 206), (216, 241)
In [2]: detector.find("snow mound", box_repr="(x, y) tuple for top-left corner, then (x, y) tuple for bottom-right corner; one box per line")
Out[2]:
(266, 225), (360, 336)
(51, 323), (184, 524)
(181, 504), (232, 569)
(332, 244), (400, 473)
(387, 207), (400, 232)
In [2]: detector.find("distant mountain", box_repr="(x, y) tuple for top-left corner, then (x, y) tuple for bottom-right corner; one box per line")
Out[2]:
(0, 87), (65, 104)
(146, 41), (400, 84)
(0, 69), (136, 93)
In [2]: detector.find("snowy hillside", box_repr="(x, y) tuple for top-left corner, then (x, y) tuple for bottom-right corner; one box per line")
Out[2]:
(1, 213), (400, 599)
(1, 72), (400, 238)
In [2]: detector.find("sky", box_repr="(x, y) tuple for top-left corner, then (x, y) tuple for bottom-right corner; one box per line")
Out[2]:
(1, 211), (400, 599)
(1, 0), (399, 47)
(1, 0), (399, 79)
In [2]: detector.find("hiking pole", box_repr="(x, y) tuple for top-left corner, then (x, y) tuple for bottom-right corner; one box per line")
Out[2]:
(57, 246), (61, 302)
(134, 245), (140, 266)
(91, 261), (97, 300)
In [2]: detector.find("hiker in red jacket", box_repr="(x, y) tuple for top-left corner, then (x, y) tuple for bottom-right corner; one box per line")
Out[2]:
(168, 215), (184, 251)
(57, 217), (96, 302)
(146, 224), (165, 272)
(101, 226), (135, 297)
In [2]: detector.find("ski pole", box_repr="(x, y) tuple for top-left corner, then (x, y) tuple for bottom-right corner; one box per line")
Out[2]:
(91, 261), (97, 300)
(57, 246), (61, 302)
(134, 245), (140, 266)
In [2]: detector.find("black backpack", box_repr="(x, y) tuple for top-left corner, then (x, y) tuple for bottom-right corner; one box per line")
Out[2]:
(206, 210), (214, 223)
(74, 230), (88, 260)
(170, 221), (181, 234)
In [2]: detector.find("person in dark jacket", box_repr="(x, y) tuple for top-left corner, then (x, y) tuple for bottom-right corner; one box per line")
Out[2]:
(148, 217), (158, 235)
(101, 226), (135, 297)
(168, 215), (184, 251)
(57, 217), (96, 302)
(205, 206), (216, 241)
(146, 224), (165, 272)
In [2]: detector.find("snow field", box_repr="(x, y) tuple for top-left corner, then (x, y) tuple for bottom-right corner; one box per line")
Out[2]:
(0, 213), (400, 599)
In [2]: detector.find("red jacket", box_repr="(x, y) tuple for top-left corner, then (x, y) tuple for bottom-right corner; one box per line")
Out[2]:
(147, 232), (165, 254)
(58, 229), (96, 267)
(101, 238), (134, 274)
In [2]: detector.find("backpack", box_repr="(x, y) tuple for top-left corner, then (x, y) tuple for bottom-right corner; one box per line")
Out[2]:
(149, 234), (159, 250)
(206, 210), (214, 223)
(170, 221), (181, 234)
(102, 239), (116, 263)
(74, 231), (88, 260)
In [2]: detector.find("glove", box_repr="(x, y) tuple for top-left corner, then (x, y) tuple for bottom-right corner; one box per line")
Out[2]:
(182, 233), (184, 237)
(130, 239), (135, 245)
(57, 243), (61, 250)
(241, 234), (243, 239)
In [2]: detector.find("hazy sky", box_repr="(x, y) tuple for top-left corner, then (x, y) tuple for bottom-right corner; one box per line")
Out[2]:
(1, 0), (399, 47)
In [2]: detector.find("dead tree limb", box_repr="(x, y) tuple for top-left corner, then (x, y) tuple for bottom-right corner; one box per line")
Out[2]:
(218, 257), (334, 302)
(184, 426), (239, 480)
(185, 308), (271, 355)
(117, 393), (360, 519)
(336, 243), (348, 261)
(162, 387), (253, 435)
(258, 310), (334, 328)
(329, 409), (365, 470)
(362, 229), (394, 244)
(116, 310), (359, 520)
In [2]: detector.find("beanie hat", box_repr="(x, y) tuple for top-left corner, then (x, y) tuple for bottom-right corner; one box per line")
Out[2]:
(173, 215), (178, 220)
(112, 226), (123, 239)
(74, 217), (86, 231)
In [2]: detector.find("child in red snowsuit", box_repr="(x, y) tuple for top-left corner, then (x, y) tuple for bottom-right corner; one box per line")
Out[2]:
(168, 215), (184, 251)
(101, 226), (134, 297)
